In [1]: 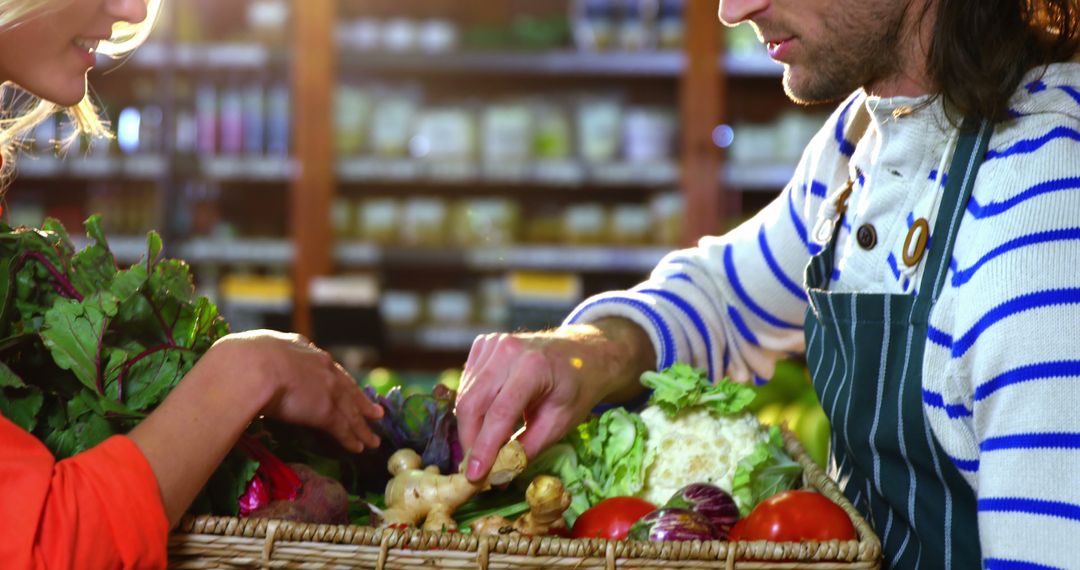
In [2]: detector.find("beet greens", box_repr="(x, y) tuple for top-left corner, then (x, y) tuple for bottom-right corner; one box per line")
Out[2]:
(0, 216), (257, 515)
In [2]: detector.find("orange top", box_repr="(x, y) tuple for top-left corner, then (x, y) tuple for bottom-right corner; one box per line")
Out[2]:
(0, 415), (169, 570)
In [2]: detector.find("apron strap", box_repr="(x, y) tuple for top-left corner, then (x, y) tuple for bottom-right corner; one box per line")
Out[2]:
(913, 118), (994, 318)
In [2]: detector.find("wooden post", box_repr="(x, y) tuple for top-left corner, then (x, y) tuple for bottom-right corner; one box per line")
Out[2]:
(679, 0), (732, 245)
(290, 0), (336, 336)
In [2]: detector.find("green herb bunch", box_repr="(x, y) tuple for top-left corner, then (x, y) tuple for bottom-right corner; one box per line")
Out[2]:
(0, 216), (257, 513)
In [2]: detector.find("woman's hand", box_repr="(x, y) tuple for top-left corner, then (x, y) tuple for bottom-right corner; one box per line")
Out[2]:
(208, 331), (383, 453)
(130, 329), (383, 526)
(455, 319), (655, 482)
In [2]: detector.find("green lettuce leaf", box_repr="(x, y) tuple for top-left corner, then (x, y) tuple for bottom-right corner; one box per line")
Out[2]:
(524, 408), (652, 524)
(731, 425), (803, 515)
(569, 407), (651, 513)
(641, 363), (756, 417)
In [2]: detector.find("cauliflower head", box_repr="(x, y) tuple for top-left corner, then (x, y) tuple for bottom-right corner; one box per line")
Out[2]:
(638, 406), (767, 506)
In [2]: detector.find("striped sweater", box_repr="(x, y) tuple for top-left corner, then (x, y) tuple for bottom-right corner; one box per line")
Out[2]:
(566, 60), (1080, 569)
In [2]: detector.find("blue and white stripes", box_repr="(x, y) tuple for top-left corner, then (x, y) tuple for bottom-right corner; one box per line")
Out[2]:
(565, 61), (1080, 568)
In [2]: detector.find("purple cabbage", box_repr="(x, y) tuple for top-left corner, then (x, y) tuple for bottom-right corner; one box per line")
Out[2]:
(628, 508), (718, 541)
(663, 483), (740, 539)
(362, 384), (462, 475)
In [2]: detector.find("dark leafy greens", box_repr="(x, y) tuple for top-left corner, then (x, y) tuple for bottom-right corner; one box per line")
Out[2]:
(345, 383), (463, 493)
(0, 217), (255, 514)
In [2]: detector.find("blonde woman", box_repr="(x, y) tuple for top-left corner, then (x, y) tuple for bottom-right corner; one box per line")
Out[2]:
(0, 2), (383, 568)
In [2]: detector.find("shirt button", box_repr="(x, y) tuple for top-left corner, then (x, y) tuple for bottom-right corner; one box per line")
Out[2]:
(856, 224), (877, 250)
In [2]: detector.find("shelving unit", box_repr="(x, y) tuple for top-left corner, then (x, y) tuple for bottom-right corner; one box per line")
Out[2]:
(339, 50), (782, 78)
(5, 0), (820, 372)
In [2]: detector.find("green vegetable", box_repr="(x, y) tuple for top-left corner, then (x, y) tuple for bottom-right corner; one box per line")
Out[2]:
(0, 217), (249, 514)
(521, 443), (590, 523)
(524, 365), (785, 521)
(525, 407), (652, 525)
(730, 425), (803, 516)
(569, 409), (651, 519)
(363, 383), (462, 478)
(641, 363), (756, 417)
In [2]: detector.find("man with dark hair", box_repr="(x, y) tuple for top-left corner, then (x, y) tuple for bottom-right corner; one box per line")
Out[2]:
(456, 1), (1080, 567)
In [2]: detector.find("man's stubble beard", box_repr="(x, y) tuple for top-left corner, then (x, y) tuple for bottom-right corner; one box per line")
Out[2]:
(781, 1), (911, 106)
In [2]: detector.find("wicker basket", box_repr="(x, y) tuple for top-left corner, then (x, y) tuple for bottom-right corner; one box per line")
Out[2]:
(169, 431), (881, 569)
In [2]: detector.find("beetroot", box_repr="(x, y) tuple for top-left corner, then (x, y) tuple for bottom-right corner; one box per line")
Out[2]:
(248, 464), (349, 524)
(238, 436), (349, 524)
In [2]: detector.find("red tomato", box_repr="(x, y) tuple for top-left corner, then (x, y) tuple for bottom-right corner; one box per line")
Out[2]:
(571, 497), (656, 540)
(549, 526), (571, 538)
(734, 491), (856, 542)
(727, 518), (748, 541)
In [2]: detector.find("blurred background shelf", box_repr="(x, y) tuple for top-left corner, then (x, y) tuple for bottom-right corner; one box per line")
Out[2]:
(333, 243), (669, 273)
(17, 155), (170, 180)
(336, 158), (679, 187)
(4, 0), (830, 376)
(723, 163), (798, 191)
(389, 325), (497, 352)
(337, 50), (782, 79)
(125, 42), (283, 69)
(182, 237), (295, 265)
(200, 157), (297, 182)
(341, 50), (687, 77)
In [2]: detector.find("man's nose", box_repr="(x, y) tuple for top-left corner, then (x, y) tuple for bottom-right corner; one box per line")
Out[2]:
(718, 0), (770, 26)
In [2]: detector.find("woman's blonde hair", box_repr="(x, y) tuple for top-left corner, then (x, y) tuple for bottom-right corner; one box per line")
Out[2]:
(0, 0), (161, 177)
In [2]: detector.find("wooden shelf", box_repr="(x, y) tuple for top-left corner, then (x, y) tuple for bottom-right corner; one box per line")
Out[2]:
(200, 157), (296, 182)
(334, 242), (669, 273)
(70, 235), (151, 264)
(124, 42), (282, 70)
(338, 49), (783, 79)
(182, 238), (294, 265)
(17, 155), (298, 183)
(724, 53), (784, 77)
(81, 238), (672, 276)
(17, 155), (168, 180)
(341, 50), (685, 77)
(336, 158), (679, 188)
(71, 236), (296, 266)
(389, 325), (497, 352)
(723, 163), (796, 191)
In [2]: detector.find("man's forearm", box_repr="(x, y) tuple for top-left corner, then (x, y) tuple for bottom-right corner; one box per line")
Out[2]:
(588, 318), (656, 404)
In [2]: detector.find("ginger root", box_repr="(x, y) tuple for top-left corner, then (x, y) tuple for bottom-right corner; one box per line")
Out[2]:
(470, 515), (515, 536)
(380, 440), (528, 532)
(514, 475), (571, 536)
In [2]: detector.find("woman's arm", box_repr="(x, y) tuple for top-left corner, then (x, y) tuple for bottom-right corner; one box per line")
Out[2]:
(1, 330), (382, 569)
(130, 330), (383, 526)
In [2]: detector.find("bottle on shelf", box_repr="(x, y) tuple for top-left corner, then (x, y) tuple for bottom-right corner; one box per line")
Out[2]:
(243, 77), (268, 157)
(572, 0), (618, 51)
(195, 79), (218, 157)
(218, 80), (245, 156)
(266, 80), (291, 157)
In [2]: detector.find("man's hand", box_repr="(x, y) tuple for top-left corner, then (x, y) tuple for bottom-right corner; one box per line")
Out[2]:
(455, 319), (655, 482)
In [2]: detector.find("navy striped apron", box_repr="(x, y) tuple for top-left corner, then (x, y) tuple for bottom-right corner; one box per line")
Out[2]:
(804, 119), (993, 568)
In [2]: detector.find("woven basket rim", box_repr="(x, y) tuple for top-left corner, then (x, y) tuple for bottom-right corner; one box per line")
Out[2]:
(172, 429), (882, 566)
